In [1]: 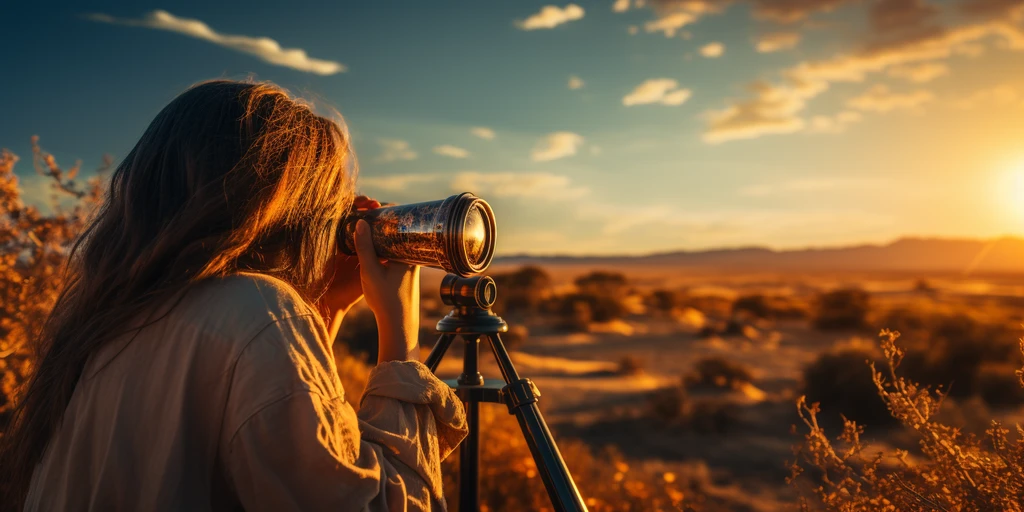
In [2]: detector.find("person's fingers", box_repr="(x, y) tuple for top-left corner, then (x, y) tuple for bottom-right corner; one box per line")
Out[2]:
(353, 196), (381, 211)
(353, 220), (383, 279)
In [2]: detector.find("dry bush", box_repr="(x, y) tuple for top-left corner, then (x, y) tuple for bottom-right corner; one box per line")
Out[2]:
(490, 265), (553, 317)
(0, 138), (106, 430)
(732, 293), (808, 321)
(685, 357), (754, 391)
(616, 355), (645, 376)
(648, 384), (689, 424)
(813, 288), (871, 330)
(574, 271), (628, 298)
(544, 292), (625, 331)
(791, 330), (1024, 511)
(646, 288), (683, 314)
(801, 348), (895, 427)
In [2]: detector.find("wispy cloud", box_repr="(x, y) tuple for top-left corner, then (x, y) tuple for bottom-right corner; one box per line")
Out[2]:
(702, 19), (1024, 143)
(531, 132), (585, 162)
(808, 110), (863, 133)
(375, 139), (417, 163)
(699, 41), (725, 57)
(433, 145), (470, 159)
(953, 84), (1022, 109)
(887, 62), (950, 83)
(756, 32), (801, 53)
(568, 75), (585, 90)
(623, 79), (692, 106)
(516, 4), (585, 30)
(644, 12), (698, 37)
(613, 0), (632, 13)
(847, 85), (934, 112)
(738, 177), (882, 197)
(451, 172), (589, 199)
(470, 127), (496, 140)
(85, 10), (345, 75)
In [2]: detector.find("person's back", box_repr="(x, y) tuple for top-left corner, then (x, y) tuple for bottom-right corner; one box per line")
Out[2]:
(0, 80), (466, 511)
(26, 273), (465, 510)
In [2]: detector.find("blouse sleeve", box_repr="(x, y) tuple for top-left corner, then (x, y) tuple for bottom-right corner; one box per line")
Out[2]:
(221, 314), (467, 511)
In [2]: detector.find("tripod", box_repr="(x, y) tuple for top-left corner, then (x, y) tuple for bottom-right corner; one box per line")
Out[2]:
(424, 274), (587, 512)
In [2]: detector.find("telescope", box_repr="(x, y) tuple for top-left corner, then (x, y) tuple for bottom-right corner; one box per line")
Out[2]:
(340, 191), (587, 511)
(338, 192), (496, 277)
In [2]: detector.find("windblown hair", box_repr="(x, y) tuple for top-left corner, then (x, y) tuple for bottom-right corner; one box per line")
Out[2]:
(0, 80), (357, 507)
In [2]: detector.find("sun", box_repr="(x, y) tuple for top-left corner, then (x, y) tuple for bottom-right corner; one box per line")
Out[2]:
(999, 161), (1024, 222)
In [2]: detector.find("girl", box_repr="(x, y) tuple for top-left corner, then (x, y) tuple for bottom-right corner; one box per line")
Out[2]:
(0, 81), (466, 511)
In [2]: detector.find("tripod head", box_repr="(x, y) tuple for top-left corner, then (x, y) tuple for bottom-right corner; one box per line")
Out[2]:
(436, 274), (508, 334)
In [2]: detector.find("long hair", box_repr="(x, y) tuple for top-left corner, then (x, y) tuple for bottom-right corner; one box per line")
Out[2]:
(0, 80), (357, 506)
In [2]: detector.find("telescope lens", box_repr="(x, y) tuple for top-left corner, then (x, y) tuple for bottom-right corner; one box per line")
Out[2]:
(463, 204), (489, 264)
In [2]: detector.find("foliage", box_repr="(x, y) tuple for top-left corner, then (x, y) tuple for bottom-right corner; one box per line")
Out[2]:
(574, 270), (628, 298)
(685, 357), (754, 391)
(490, 265), (552, 317)
(616, 355), (644, 376)
(791, 330), (1024, 511)
(801, 348), (895, 426)
(0, 138), (107, 429)
(813, 288), (871, 330)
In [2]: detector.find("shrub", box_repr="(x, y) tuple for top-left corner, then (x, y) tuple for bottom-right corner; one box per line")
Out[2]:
(812, 288), (871, 330)
(646, 289), (681, 313)
(791, 331), (1024, 511)
(731, 294), (771, 319)
(574, 270), (628, 298)
(490, 265), (552, 317)
(801, 348), (894, 426)
(685, 357), (754, 390)
(648, 385), (688, 424)
(545, 292), (625, 331)
(616, 355), (644, 376)
(0, 139), (107, 430)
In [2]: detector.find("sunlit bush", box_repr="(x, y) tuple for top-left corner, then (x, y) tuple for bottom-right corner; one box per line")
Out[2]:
(791, 331), (1024, 510)
(812, 288), (871, 330)
(801, 348), (894, 426)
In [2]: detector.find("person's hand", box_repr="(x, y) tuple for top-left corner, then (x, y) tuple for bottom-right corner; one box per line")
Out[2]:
(318, 196), (381, 336)
(353, 219), (420, 363)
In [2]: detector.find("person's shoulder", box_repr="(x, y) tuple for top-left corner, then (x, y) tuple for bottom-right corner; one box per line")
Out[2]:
(180, 273), (319, 338)
(195, 272), (316, 317)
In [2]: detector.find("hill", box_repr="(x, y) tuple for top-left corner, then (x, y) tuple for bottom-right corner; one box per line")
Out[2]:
(495, 236), (1024, 275)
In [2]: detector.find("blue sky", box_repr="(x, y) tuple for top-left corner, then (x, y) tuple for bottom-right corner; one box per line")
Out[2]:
(3, 0), (1024, 255)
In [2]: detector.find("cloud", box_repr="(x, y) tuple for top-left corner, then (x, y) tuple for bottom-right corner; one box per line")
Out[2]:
(702, 80), (811, 143)
(531, 132), (585, 162)
(450, 172), (589, 199)
(516, 4), (585, 30)
(847, 85), (934, 112)
(470, 127), (496, 140)
(359, 173), (440, 192)
(887, 61), (949, 82)
(868, 0), (940, 35)
(756, 31), (801, 52)
(960, 0), (1024, 19)
(807, 110), (863, 133)
(702, 20), (1024, 142)
(644, 11), (698, 36)
(85, 10), (345, 75)
(623, 79), (693, 106)
(375, 139), (417, 163)
(953, 84), (1022, 108)
(433, 145), (470, 159)
(568, 75), (585, 89)
(648, 0), (857, 25)
(699, 41), (725, 57)
(613, 0), (632, 12)
(739, 177), (878, 197)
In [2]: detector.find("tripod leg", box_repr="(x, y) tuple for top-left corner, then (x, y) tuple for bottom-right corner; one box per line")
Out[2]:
(424, 333), (455, 372)
(485, 334), (588, 512)
(458, 335), (483, 512)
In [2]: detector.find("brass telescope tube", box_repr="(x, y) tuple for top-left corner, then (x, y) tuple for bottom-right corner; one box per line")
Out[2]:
(337, 192), (497, 277)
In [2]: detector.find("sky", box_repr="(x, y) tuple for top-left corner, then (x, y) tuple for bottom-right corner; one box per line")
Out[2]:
(2, 0), (1024, 256)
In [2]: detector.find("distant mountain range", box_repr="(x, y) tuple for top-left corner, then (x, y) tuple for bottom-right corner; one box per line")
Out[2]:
(495, 237), (1024, 274)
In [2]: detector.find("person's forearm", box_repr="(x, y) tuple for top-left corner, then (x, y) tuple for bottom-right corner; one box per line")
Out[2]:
(376, 311), (419, 363)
